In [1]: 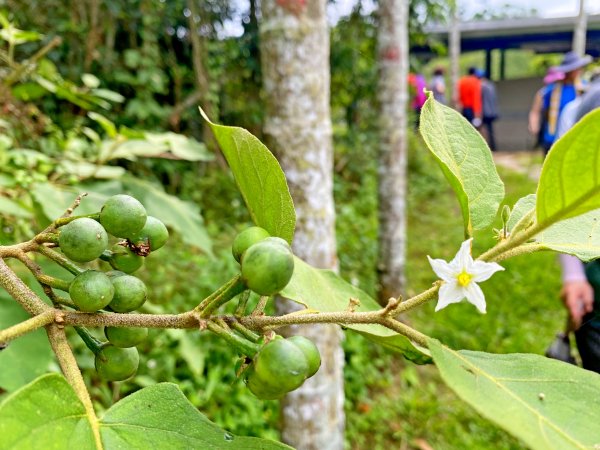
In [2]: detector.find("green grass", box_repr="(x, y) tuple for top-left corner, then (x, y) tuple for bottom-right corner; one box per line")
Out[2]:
(339, 141), (564, 449)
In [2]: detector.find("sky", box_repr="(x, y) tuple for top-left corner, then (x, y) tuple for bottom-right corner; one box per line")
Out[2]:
(222, 0), (600, 37)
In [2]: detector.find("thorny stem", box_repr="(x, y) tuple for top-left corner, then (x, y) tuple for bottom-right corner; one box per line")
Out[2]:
(46, 324), (103, 450)
(0, 310), (55, 345)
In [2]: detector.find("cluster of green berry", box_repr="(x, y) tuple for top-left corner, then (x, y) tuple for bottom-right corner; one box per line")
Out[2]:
(231, 227), (321, 399)
(245, 335), (321, 400)
(56, 195), (168, 381)
(232, 226), (294, 296)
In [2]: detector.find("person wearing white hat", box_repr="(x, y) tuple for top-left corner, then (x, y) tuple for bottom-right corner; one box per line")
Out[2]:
(540, 51), (592, 154)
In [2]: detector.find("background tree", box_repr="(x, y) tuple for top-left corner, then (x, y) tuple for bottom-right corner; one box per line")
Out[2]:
(376, 0), (410, 301)
(259, 0), (344, 448)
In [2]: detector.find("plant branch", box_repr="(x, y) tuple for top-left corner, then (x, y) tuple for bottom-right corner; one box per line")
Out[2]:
(196, 275), (246, 317)
(46, 324), (102, 450)
(0, 310), (55, 345)
(206, 320), (260, 356)
(62, 311), (198, 328)
(0, 258), (50, 315)
(36, 245), (85, 275)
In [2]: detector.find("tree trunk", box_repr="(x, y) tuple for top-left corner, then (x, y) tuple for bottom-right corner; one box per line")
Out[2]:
(573, 0), (587, 56)
(376, 0), (409, 302)
(449, 1), (461, 108)
(259, 1), (344, 449)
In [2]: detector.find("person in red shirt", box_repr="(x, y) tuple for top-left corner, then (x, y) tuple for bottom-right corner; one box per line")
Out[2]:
(457, 67), (482, 127)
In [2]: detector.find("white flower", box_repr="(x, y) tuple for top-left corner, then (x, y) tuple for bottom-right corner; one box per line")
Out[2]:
(427, 239), (504, 314)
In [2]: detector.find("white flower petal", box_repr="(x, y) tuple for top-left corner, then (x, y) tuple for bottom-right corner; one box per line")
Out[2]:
(435, 282), (465, 311)
(450, 238), (473, 269)
(464, 282), (487, 314)
(470, 260), (505, 283)
(427, 256), (456, 282)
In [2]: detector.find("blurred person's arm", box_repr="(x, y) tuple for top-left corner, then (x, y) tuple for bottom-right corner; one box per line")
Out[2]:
(528, 89), (543, 135)
(560, 254), (594, 328)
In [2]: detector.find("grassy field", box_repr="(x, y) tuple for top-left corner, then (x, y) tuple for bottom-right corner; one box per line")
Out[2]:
(339, 146), (564, 449)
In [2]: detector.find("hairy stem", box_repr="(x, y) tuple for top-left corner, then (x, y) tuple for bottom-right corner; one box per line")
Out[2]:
(0, 310), (55, 345)
(54, 212), (100, 228)
(46, 324), (102, 450)
(63, 311), (198, 328)
(0, 258), (49, 315)
(36, 245), (85, 275)
(37, 274), (71, 292)
(74, 326), (104, 354)
(207, 320), (260, 356)
(196, 275), (246, 317)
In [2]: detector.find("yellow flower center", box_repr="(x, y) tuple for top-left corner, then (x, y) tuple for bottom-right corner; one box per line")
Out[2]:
(456, 271), (473, 287)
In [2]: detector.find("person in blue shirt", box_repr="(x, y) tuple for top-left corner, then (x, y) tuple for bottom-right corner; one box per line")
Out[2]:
(541, 51), (591, 154)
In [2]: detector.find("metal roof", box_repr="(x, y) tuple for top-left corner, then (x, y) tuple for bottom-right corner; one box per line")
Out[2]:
(416, 14), (600, 56)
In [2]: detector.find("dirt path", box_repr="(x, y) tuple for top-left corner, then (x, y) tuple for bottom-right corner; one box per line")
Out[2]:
(493, 151), (543, 181)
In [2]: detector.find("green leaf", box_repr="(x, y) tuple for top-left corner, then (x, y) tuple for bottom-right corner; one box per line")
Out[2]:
(429, 338), (600, 450)
(0, 374), (293, 449)
(81, 74), (100, 89)
(87, 112), (117, 139)
(108, 139), (169, 160)
(91, 88), (125, 104)
(58, 161), (125, 179)
(506, 194), (536, 233)
(0, 374), (95, 450)
(281, 257), (432, 364)
(200, 109), (295, 243)
(0, 294), (53, 391)
(30, 182), (114, 220)
(419, 93), (504, 235)
(122, 177), (212, 256)
(533, 208), (600, 261)
(536, 109), (600, 227)
(101, 383), (292, 449)
(0, 196), (32, 219)
(145, 132), (214, 162)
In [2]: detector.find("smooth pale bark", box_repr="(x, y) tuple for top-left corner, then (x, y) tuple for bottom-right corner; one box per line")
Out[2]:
(573, 0), (587, 56)
(377, 0), (409, 302)
(259, 1), (344, 449)
(449, 2), (461, 108)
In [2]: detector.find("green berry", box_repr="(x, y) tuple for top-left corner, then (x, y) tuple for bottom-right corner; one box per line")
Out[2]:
(108, 245), (144, 274)
(105, 326), (148, 348)
(246, 337), (309, 400)
(105, 270), (127, 279)
(128, 216), (169, 252)
(232, 226), (270, 262)
(58, 218), (108, 262)
(95, 345), (139, 381)
(109, 275), (147, 313)
(287, 335), (321, 378)
(263, 236), (291, 251)
(100, 195), (147, 238)
(69, 270), (114, 312)
(241, 240), (294, 295)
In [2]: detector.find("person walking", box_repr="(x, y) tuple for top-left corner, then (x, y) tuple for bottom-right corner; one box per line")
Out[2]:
(554, 69), (600, 373)
(528, 67), (564, 148)
(457, 67), (482, 128)
(429, 67), (446, 105)
(477, 69), (499, 151)
(539, 51), (591, 154)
